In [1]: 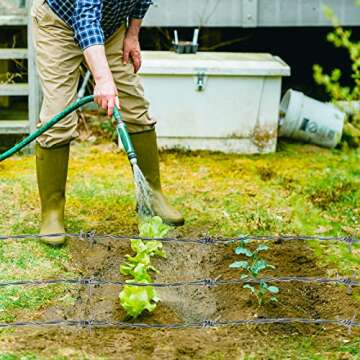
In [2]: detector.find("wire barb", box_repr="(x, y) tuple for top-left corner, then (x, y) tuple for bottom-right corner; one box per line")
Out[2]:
(80, 231), (97, 246)
(201, 320), (216, 328)
(341, 315), (357, 335)
(203, 278), (217, 287)
(344, 236), (354, 254)
(199, 236), (216, 245)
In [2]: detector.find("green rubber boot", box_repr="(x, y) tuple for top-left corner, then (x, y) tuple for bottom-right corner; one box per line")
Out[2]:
(130, 129), (185, 226)
(36, 143), (69, 245)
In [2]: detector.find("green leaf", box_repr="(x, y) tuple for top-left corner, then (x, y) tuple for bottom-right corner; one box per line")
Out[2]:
(243, 284), (256, 293)
(132, 263), (152, 282)
(120, 261), (152, 282)
(267, 286), (279, 294)
(139, 216), (171, 239)
(239, 238), (250, 246)
(331, 68), (342, 81)
(270, 297), (278, 303)
(250, 260), (268, 276)
(256, 244), (269, 253)
(124, 253), (150, 266)
(119, 283), (159, 318)
(143, 241), (166, 257)
(127, 253), (152, 266)
(120, 263), (135, 276)
(235, 247), (253, 257)
(130, 239), (147, 254)
(229, 261), (249, 270)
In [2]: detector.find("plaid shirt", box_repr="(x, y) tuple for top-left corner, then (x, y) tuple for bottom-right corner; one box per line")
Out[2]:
(47, 0), (152, 50)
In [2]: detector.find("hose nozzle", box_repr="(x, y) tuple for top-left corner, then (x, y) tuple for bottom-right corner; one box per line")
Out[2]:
(113, 107), (137, 163)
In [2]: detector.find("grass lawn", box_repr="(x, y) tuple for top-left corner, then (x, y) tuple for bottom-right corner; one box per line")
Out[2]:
(0, 140), (359, 359)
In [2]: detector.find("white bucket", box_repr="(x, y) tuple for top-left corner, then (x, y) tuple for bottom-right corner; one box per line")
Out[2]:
(279, 89), (345, 148)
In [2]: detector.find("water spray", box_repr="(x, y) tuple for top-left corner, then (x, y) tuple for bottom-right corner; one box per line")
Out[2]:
(112, 107), (154, 217)
(112, 106), (153, 217)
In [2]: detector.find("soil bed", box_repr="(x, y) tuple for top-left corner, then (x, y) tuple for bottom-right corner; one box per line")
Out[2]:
(3, 233), (359, 359)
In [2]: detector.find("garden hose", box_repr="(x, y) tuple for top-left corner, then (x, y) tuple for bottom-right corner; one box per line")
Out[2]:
(0, 96), (138, 165)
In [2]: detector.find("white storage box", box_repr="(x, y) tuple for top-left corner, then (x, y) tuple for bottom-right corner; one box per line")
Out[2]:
(140, 51), (290, 154)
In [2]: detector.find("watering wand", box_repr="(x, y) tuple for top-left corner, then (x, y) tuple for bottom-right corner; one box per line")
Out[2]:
(0, 96), (138, 166)
(113, 106), (137, 166)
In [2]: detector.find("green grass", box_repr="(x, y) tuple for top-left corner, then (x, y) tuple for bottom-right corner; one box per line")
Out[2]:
(268, 336), (360, 359)
(0, 140), (359, 358)
(0, 355), (39, 360)
(0, 354), (108, 360)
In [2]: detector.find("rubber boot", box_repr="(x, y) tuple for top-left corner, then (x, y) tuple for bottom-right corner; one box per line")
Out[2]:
(130, 129), (185, 226)
(36, 143), (69, 245)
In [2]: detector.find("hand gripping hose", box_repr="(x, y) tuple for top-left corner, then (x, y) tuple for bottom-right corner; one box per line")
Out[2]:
(0, 96), (138, 165)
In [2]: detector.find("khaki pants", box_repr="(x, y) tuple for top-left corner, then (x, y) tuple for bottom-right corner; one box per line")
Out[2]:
(31, 0), (156, 148)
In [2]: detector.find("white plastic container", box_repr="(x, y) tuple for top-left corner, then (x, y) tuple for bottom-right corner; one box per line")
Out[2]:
(140, 51), (290, 154)
(279, 89), (345, 148)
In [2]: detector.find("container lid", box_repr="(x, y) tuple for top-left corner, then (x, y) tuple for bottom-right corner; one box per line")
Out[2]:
(140, 51), (290, 76)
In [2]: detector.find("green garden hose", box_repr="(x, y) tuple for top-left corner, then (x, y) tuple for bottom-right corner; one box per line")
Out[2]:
(0, 96), (137, 165)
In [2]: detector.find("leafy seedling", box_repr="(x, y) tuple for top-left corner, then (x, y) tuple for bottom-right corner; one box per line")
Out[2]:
(119, 281), (160, 318)
(230, 240), (279, 305)
(119, 217), (171, 318)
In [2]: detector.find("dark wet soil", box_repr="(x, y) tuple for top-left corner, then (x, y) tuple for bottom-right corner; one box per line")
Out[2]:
(1, 234), (359, 359)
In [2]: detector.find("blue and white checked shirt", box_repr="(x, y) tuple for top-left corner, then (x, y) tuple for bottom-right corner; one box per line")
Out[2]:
(47, 0), (153, 50)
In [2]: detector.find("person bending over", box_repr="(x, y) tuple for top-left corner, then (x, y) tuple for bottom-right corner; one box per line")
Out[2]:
(31, 0), (184, 245)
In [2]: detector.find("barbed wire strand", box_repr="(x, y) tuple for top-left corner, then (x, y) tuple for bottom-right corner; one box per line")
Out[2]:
(0, 233), (358, 334)
(0, 232), (358, 253)
(0, 276), (358, 289)
(0, 317), (358, 333)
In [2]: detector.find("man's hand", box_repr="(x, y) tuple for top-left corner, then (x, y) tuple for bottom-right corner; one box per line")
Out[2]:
(123, 34), (142, 73)
(94, 76), (120, 117)
(84, 45), (120, 116)
(123, 19), (143, 73)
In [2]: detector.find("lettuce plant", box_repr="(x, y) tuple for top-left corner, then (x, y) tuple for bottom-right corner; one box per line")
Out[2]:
(119, 217), (170, 318)
(230, 240), (279, 306)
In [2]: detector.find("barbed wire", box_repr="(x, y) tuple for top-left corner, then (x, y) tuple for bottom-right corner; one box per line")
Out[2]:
(0, 317), (358, 333)
(0, 276), (358, 289)
(0, 232), (358, 334)
(0, 232), (358, 252)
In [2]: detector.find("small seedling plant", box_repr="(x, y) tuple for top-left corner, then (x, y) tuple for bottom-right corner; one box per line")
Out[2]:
(229, 240), (279, 306)
(119, 216), (170, 318)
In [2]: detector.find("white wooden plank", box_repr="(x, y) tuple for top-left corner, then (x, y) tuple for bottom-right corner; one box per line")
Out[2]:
(0, 48), (28, 59)
(0, 120), (30, 134)
(0, 15), (27, 26)
(0, 83), (29, 96)
(28, 0), (41, 135)
(144, 0), (360, 27)
(2, 0), (360, 27)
